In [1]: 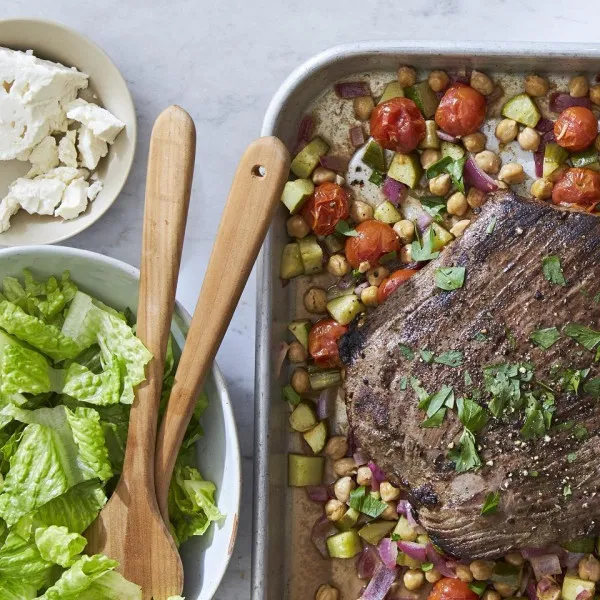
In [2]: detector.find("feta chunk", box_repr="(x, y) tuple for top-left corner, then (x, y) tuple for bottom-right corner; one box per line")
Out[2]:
(55, 178), (89, 220)
(27, 136), (59, 177)
(66, 98), (124, 143)
(0, 196), (19, 233)
(7, 177), (66, 215)
(77, 125), (107, 170)
(58, 130), (78, 167)
(87, 179), (103, 201)
(38, 166), (89, 185)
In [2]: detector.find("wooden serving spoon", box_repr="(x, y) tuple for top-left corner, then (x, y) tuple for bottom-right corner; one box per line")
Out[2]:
(154, 137), (290, 525)
(86, 105), (196, 599)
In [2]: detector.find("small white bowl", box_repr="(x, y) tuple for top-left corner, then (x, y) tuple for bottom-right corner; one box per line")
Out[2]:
(0, 246), (241, 599)
(0, 19), (137, 246)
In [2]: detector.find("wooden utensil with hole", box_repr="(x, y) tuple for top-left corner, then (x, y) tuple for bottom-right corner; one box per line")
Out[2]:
(154, 137), (290, 522)
(85, 105), (196, 599)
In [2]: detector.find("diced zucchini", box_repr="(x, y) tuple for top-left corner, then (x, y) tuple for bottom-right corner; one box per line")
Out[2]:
(419, 120), (440, 150)
(397, 552), (422, 569)
(379, 81), (405, 104)
(393, 516), (418, 542)
(501, 93), (541, 128)
(387, 153), (422, 188)
(561, 575), (596, 600)
(281, 179), (314, 214)
(374, 200), (402, 224)
(283, 385), (301, 406)
(290, 137), (330, 179)
(289, 402), (318, 432)
(358, 521), (396, 545)
(326, 285), (356, 301)
(303, 421), (327, 454)
(327, 530), (362, 559)
(405, 81), (440, 118)
(427, 222), (454, 251)
(288, 319), (311, 350)
(543, 143), (569, 178)
(571, 149), (599, 169)
(562, 537), (596, 553)
(309, 369), (342, 390)
(362, 140), (386, 172)
(441, 141), (465, 160)
(491, 562), (521, 587)
(288, 454), (324, 487)
(336, 508), (360, 531)
(326, 294), (365, 325)
(280, 243), (304, 279)
(324, 234), (345, 254)
(298, 236), (323, 275)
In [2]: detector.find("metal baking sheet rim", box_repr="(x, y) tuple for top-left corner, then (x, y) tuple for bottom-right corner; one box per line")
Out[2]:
(253, 40), (600, 599)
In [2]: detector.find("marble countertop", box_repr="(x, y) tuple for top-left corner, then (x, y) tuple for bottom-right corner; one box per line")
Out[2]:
(5, 0), (597, 596)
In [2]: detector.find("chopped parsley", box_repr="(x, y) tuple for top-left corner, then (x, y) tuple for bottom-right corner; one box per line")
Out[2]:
(421, 407), (447, 428)
(542, 255), (567, 286)
(368, 170), (385, 186)
(421, 196), (447, 223)
(563, 484), (572, 499)
(421, 385), (454, 417)
(446, 156), (467, 193)
(473, 331), (489, 342)
(425, 156), (453, 179)
(349, 486), (387, 518)
(486, 216), (497, 235)
(335, 220), (358, 237)
(457, 397), (488, 433)
(449, 428), (482, 473)
(567, 452), (577, 463)
(399, 376), (408, 391)
(379, 250), (397, 264)
(435, 350), (464, 367)
(435, 267), (466, 291)
(410, 377), (429, 403)
(573, 424), (589, 440)
(469, 581), (488, 596)
(391, 533), (400, 542)
(583, 378), (600, 398)
(530, 327), (561, 350)
(520, 394), (555, 440)
(419, 349), (434, 363)
(563, 323), (600, 352)
(464, 370), (473, 386)
(421, 562), (434, 572)
(398, 343), (415, 360)
(481, 491), (500, 516)
(411, 227), (440, 262)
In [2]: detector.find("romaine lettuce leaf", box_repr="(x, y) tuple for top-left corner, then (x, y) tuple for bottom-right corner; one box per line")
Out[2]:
(0, 344), (57, 396)
(0, 577), (37, 599)
(62, 360), (121, 406)
(34, 525), (86, 567)
(0, 531), (54, 588)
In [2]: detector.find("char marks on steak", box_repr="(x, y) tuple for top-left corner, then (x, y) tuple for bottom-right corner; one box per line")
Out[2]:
(340, 192), (600, 559)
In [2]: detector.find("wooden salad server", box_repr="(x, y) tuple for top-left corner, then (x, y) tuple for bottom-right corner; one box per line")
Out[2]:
(154, 137), (290, 523)
(86, 105), (196, 599)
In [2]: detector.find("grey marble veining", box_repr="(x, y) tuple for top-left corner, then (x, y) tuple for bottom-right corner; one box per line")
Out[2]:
(4, 0), (597, 596)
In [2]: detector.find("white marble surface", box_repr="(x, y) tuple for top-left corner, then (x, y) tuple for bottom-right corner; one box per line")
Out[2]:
(4, 0), (598, 596)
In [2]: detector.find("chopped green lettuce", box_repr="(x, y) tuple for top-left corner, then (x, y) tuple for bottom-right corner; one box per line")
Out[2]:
(34, 525), (86, 567)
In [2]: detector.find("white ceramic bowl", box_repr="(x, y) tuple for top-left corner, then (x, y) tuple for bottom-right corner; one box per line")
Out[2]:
(0, 19), (137, 246)
(0, 246), (241, 599)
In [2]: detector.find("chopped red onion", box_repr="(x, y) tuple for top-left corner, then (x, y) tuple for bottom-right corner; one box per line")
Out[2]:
(320, 155), (350, 174)
(310, 516), (338, 558)
(353, 450), (368, 466)
(357, 545), (381, 580)
(335, 81), (371, 99)
(426, 543), (457, 578)
(396, 499), (410, 515)
(306, 485), (329, 503)
(297, 115), (314, 143)
(563, 551), (585, 570)
(276, 342), (290, 377)
(378, 537), (399, 569)
(368, 461), (386, 491)
(549, 92), (592, 113)
(526, 576), (537, 600)
(397, 541), (428, 562)
(337, 273), (355, 290)
(383, 177), (408, 206)
(396, 499), (423, 532)
(530, 554), (562, 581)
(437, 130), (457, 143)
(519, 564), (531, 596)
(317, 389), (335, 420)
(450, 71), (471, 85)
(537, 577), (553, 594)
(354, 281), (370, 296)
(541, 129), (556, 144)
(577, 590), (593, 600)
(350, 126), (366, 147)
(359, 562), (397, 600)
(464, 156), (499, 193)
(535, 118), (555, 134)
(486, 86), (503, 105)
(534, 149), (544, 178)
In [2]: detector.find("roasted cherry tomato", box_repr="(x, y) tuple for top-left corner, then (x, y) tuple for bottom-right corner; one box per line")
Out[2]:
(301, 182), (350, 236)
(435, 83), (486, 137)
(428, 578), (480, 600)
(554, 106), (598, 152)
(370, 97), (426, 152)
(345, 220), (400, 269)
(377, 269), (419, 303)
(308, 319), (348, 368)
(552, 167), (600, 208)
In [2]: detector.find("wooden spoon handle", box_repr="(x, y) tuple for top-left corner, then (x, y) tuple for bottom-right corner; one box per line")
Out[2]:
(155, 137), (290, 518)
(123, 106), (196, 482)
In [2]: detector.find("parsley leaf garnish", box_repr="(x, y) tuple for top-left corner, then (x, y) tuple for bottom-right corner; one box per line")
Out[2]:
(446, 156), (468, 193)
(573, 424), (589, 440)
(368, 170), (385, 186)
(469, 582), (488, 596)
(421, 385), (454, 417)
(567, 452), (577, 463)
(399, 376), (408, 391)
(349, 486), (387, 518)
(457, 397), (488, 433)
(449, 428), (482, 473)
(530, 327), (561, 350)
(421, 197), (447, 223)
(464, 371), (473, 386)
(481, 491), (500, 516)
(435, 267), (466, 291)
(425, 156), (453, 179)
(335, 220), (358, 237)
(584, 378), (600, 398)
(410, 378), (429, 403)
(542, 255), (567, 286)
(486, 216), (497, 235)
(411, 227), (440, 262)
(419, 349), (434, 363)
(421, 407), (447, 428)
(421, 562), (434, 572)
(563, 323), (600, 352)
(563, 484), (572, 498)
(435, 350), (464, 367)
(473, 332), (488, 342)
(398, 343), (415, 360)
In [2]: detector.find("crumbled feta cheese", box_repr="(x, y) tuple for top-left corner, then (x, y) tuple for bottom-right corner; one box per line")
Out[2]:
(55, 178), (89, 220)
(77, 125), (108, 170)
(27, 136), (59, 177)
(66, 98), (125, 143)
(6, 177), (66, 216)
(87, 180), (103, 201)
(0, 196), (19, 232)
(37, 166), (88, 185)
(58, 130), (78, 168)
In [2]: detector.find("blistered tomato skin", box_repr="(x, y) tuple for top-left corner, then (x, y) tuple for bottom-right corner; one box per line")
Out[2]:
(370, 97), (426, 153)
(552, 167), (600, 208)
(377, 269), (419, 303)
(428, 578), (480, 600)
(345, 220), (400, 269)
(301, 182), (350, 236)
(435, 83), (486, 137)
(308, 319), (348, 368)
(554, 106), (598, 152)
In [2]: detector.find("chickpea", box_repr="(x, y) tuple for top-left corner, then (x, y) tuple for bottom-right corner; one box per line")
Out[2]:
(569, 75), (589, 98)
(498, 162), (525, 185)
(356, 465), (373, 486)
(470, 70), (494, 96)
(379, 481), (400, 502)
(447, 191), (468, 216)
(483, 592), (502, 600)
(428, 70), (450, 93)
(397, 65), (416, 88)
(312, 167), (336, 185)
(395, 516), (418, 541)
(537, 581), (560, 600)
(361, 286), (379, 307)
(350, 200), (373, 223)
(475, 150), (501, 174)
(590, 84), (600, 106)
(470, 560), (495, 581)
(358, 261), (370, 273)
(286, 214), (310, 239)
(578, 554), (600, 582)
(393, 219), (415, 244)
(530, 178), (553, 200)
(288, 341), (307, 363)
(327, 254), (350, 277)
(493, 583), (516, 598)
(335, 174), (345, 186)
(524, 74), (549, 97)
(334, 476), (356, 503)
(316, 584), (339, 600)
(467, 187), (487, 209)
(495, 119), (518, 144)
(425, 568), (442, 584)
(354, 96), (375, 121)
(429, 173), (451, 196)
(421, 149), (441, 169)
(463, 132), (487, 153)
(399, 244), (413, 264)
(404, 569), (425, 591)
(291, 368), (310, 394)
(325, 499), (346, 522)
(450, 219), (471, 237)
(367, 266), (389, 286)
(324, 436), (348, 460)
(517, 126), (541, 152)
(455, 564), (474, 583)
(303, 287), (327, 314)
(333, 457), (357, 477)
(381, 501), (398, 521)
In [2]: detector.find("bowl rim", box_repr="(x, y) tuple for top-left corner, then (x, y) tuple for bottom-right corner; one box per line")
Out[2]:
(0, 17), (138, 246)
(0, 245), (242, 598)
